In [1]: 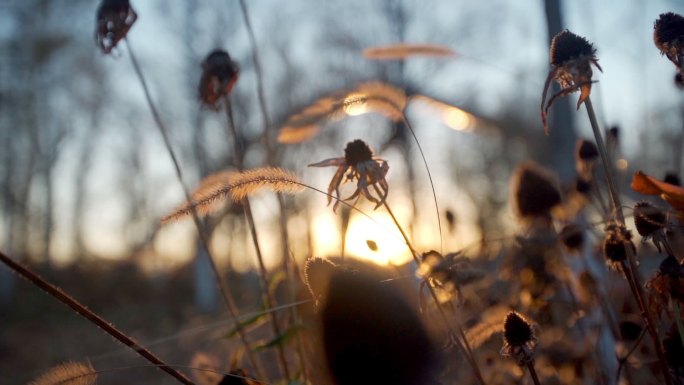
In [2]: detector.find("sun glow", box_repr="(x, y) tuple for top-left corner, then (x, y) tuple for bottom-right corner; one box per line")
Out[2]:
(343, 211), (413, 266)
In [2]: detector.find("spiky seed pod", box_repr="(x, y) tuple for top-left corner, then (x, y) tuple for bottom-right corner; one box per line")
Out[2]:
(633, 201), (667, 237)
(304, 257), (338, 306)
(602, 224), (636, 270)
(664, 172), (681, 186)
(198, 49), (239, 108)
(511, 162), (562, 219)
(654, 12), (684, 66)
(576, 139), (599, 161)
(559, 223), (584, 251)
(96, 0), (137, 54)
(344, 139), (373, 166)
(503, 311), (535, 347)
(550, 30), (597, 66)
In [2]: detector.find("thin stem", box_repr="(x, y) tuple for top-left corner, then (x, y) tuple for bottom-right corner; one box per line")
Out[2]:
(401, 115), (443, 253)
(586, 96), (673, 385)
(526, 360), (542, 385)
(673, 300), (684, 350)
(124, 38), (262, 380)
(0, 252), (195, 385)
(374, 186), (486, 385)
(243, 200), (291, 381)
(616, 327), (648, 384)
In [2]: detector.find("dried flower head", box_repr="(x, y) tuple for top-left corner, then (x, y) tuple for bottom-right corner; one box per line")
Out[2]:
(417, 250), (485, 303)
(602, 223), (636, 271)
(500, 311), (537, 366)
(199, 49), (239, 109)
(309, 139), (389, 212)
(648, 255), (684, 303)
(559, 223), (584, 252)
(633, 201), (667, 238)
(575, 177), (592, 195)
(542, 30), (602, 134)
(96, 0), (137, 54)
(511, 161), (562, 219)
(664, 172), (681, 186)
(654, 13), (684, 67)
(576, 139), (599, 161)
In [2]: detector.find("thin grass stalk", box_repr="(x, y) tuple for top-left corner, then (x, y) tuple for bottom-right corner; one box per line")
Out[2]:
(234, 2), (309, 379)
(123, 38), (263, 379)
(373, 186), (486, 385)
(526, 360), (542, 385)
(0, 251), (195, 385)
(225, 100), (305, 382)
(400, 115), (443, 253)
(586, 96), (673, 385)
(616, 322), (648, 383)
(242, 200), (291, 381)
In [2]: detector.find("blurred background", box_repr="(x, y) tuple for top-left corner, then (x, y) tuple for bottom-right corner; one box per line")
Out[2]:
(1, 0), (683, 383)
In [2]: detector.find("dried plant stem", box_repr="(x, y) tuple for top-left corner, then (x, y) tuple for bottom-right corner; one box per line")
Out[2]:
(124, 38), (263, 380)
(225, 100), (304, 382)
(585, 96), (673, 385)
(526, 360), (542, 385)
(0, 251), (195, 385)
(243, 200), (291, 381)
(233, 2), (310, 378)
(374, 186), (486, 385)
(616, 327), (647, 383)
(673, 300), (684, 350)
(401, 115), (443, 253)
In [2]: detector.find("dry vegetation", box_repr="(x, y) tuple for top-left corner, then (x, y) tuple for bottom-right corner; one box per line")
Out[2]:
(3, 2), (684, 385)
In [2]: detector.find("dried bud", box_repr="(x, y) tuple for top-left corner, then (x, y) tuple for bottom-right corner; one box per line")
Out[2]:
(575, 177), (592, 195)
(501, 311), (537, 366)
(559, 223), (584, 251)
(633, 201), (667, 237)
(576, 139), (599, 161)
(602, 224), (636, 270)
(550, 30), (597, 66)
(199, 49), (239, 108)
(96, 0), (137, 54)
(654, 12), (684, 66)
(511, 162), (562, 219)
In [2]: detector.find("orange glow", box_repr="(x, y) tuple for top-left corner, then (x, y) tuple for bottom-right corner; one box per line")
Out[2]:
(343, 93), (370, 116)
(616, 158), (628, 170)
(442, 107), (473, 131)
(343, 211), (412, 266)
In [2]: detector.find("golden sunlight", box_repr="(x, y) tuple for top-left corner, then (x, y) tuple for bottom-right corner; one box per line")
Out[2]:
(343, 93), (370, 116)
(343, 211), (413, 266)
(442, 107), (473, 131)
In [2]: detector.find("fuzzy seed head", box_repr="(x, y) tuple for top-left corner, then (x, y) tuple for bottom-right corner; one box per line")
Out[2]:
(633, 201), (667, 237)
(503, 311), (534, 347)
(304, 257), (338, 304)
(550, 30), (596, 66)
(344, 139), (374, 166)
(511, 162), (562, 219)
(654, 13), (684, 57)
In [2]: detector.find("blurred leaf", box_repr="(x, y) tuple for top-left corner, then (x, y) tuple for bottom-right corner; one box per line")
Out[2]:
(632, 171), (684, 221)
(224, 312), (268, 338)
(253, 324), (303, 352)
(366, 240), (378, 252)
(269, 270), (287, 297)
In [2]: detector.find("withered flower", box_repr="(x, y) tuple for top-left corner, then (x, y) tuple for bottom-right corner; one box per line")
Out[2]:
(647, 255), (684, 304)
(602, 223), (636, 271)
(633, 200), (667, 235)
(542, 30), (602, 134)
(198, 49), (239, 109)
(417, 250), (485, 303)
(654, 13), (684, 68)
(500, 311), (537, 366)
(309, 139), (389, 212)
(510, 161), (562, 220)
(96, 0), (137, 54)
